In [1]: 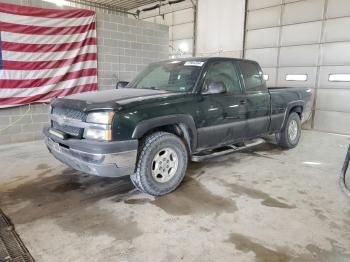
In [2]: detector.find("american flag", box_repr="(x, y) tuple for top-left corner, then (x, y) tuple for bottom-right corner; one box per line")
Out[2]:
(0, 2), (98, 108)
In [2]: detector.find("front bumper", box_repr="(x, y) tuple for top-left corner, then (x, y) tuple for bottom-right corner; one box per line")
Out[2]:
(43, 127), (138, 177)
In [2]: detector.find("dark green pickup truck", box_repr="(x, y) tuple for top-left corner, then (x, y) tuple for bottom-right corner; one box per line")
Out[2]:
(44, 57), (312, 196)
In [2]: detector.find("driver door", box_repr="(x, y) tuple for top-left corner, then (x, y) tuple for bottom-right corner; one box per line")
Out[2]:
(197, 60), (247, 150)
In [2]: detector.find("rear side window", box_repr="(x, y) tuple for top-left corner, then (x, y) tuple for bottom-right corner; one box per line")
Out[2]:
(203, 61), (242, 94)
(239, 62), (263, 92)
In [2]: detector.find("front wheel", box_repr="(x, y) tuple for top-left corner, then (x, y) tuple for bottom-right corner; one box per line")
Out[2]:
(131, 132), (188, 196)
(276, 112), (301, 149)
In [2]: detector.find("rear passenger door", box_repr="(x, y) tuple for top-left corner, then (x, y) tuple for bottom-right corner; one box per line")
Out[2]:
(238, 61), (270, 138)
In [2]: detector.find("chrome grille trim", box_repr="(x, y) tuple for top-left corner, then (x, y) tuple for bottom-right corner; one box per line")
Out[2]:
(50, 114), (110, 130)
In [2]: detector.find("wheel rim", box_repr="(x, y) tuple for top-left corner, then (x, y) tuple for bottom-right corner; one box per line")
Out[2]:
(151, 147), (179, 183)
(288, 119), (298, 142)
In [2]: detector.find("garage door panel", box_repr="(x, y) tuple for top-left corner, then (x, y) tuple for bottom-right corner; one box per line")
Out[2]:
(279, 45), (319, 67)
(261, 67), (277, 87)
(281, 21), (322, 46)
(283, 0), (324, 25)
(316, 89), (350, 112)
(173, 8), (194, 24)
(172, 23), (193, 40)
(246, 6), (281, 30)
(323, 17), (350, 43)
(314, 110), (350, 134)
(277, 67), (317, 88)
(245, 48), (278, 67)
(321, 42), (350, 66)
(318, 66), (350, 89)
(327, 0), (350, 19)
(219, 50), (242, 58)
(246, 27), (279, 48)
(244, 0), (350, 135)
(248, 0), (281, 10)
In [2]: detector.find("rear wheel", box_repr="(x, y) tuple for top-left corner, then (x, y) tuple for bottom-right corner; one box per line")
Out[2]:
(131, 132), (188, 196)
(276, 112), (301, 149)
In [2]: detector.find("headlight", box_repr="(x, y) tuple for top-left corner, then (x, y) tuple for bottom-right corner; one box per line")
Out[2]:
(83, 128), (112, 141)
(86, 111), (114, 124)
(83, 111), (114, 141)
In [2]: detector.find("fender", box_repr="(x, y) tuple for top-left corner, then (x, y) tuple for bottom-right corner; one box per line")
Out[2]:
(281, 100), (305, 129)
(132, 114), (198, 151)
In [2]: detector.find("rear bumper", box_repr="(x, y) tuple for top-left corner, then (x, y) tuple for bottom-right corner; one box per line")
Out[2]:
(43, 127), (138, 177)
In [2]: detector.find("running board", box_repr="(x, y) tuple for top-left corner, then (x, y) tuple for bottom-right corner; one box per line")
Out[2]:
(191, 138), (265, 162)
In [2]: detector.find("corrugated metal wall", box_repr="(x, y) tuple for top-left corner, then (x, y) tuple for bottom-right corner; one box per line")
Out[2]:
(245, 0), (350, 134)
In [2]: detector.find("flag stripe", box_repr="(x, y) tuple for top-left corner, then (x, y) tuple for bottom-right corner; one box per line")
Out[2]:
(3, 53), (97, 70)
(0, 60), (97, 80)
(0, 76), (97, 98)
(0, 32), (3, 70)
(1, 37), (97, 53)
(0, 2), (95, 18)
(2, 44), (96, 62)
(0, 68), (97, 89)
(0, 3), (98, 107)
(0, 83), (98, 107)
(0, 21), (96, 35)
(2, 29), (96, 45)
(0, 11), (95, 27)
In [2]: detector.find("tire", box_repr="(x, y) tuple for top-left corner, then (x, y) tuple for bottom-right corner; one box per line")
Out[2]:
(130, 132), (188, 196)
(276, 112), (301, 149)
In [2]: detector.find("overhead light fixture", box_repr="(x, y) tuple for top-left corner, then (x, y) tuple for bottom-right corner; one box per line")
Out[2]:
(179, 42), (189, 53)
(285, 74), (308, 81)
(43, 0), (69, 6)
(328, 74), (350, 82)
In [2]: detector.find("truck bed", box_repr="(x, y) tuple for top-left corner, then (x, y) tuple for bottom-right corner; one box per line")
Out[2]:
(268, 86), (313, 124)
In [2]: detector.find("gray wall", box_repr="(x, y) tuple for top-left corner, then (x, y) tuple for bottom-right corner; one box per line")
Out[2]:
(0, 0), (168, 145)
(245, 0), (350, 135)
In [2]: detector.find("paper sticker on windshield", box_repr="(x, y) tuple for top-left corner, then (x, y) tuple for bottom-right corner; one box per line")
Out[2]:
(184, 61), (204, 67)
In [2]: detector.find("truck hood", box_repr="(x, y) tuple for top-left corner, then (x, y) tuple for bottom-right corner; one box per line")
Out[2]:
(52, 88), (185, 111)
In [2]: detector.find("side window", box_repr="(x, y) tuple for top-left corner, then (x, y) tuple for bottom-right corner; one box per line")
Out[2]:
(203, 61), (242, 94)
(239, 62), (263, 92)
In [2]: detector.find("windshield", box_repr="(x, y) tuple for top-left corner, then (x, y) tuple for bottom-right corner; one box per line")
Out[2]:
(128, 61), (203, 92)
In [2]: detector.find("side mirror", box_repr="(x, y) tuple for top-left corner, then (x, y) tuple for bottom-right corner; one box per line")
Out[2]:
(116, 81), (129, 89)
(202, 81), (226, 95)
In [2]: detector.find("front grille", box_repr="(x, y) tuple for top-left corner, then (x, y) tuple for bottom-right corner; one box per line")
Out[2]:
(51, 107), (86, 137)
(52, 107), (86, 120)
(52, 122), (81, 136)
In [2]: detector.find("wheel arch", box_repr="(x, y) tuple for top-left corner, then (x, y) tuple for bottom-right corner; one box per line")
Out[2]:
(281, 100), (304, 129)
(131, 115), (197, 153)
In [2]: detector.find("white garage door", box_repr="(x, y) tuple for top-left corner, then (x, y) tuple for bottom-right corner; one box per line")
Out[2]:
(244, 0), (350, 135)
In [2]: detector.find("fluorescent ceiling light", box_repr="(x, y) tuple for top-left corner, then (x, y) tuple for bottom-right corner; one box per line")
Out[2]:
(303, 161), (321, 166)
(285, 74), (307, 81)
(328, 74), (350, 82)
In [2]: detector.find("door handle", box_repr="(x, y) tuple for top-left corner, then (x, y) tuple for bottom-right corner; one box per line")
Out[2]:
(239, 100), (247, 105)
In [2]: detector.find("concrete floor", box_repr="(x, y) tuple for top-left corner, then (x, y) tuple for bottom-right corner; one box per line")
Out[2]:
(0, 130), (350, 262)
